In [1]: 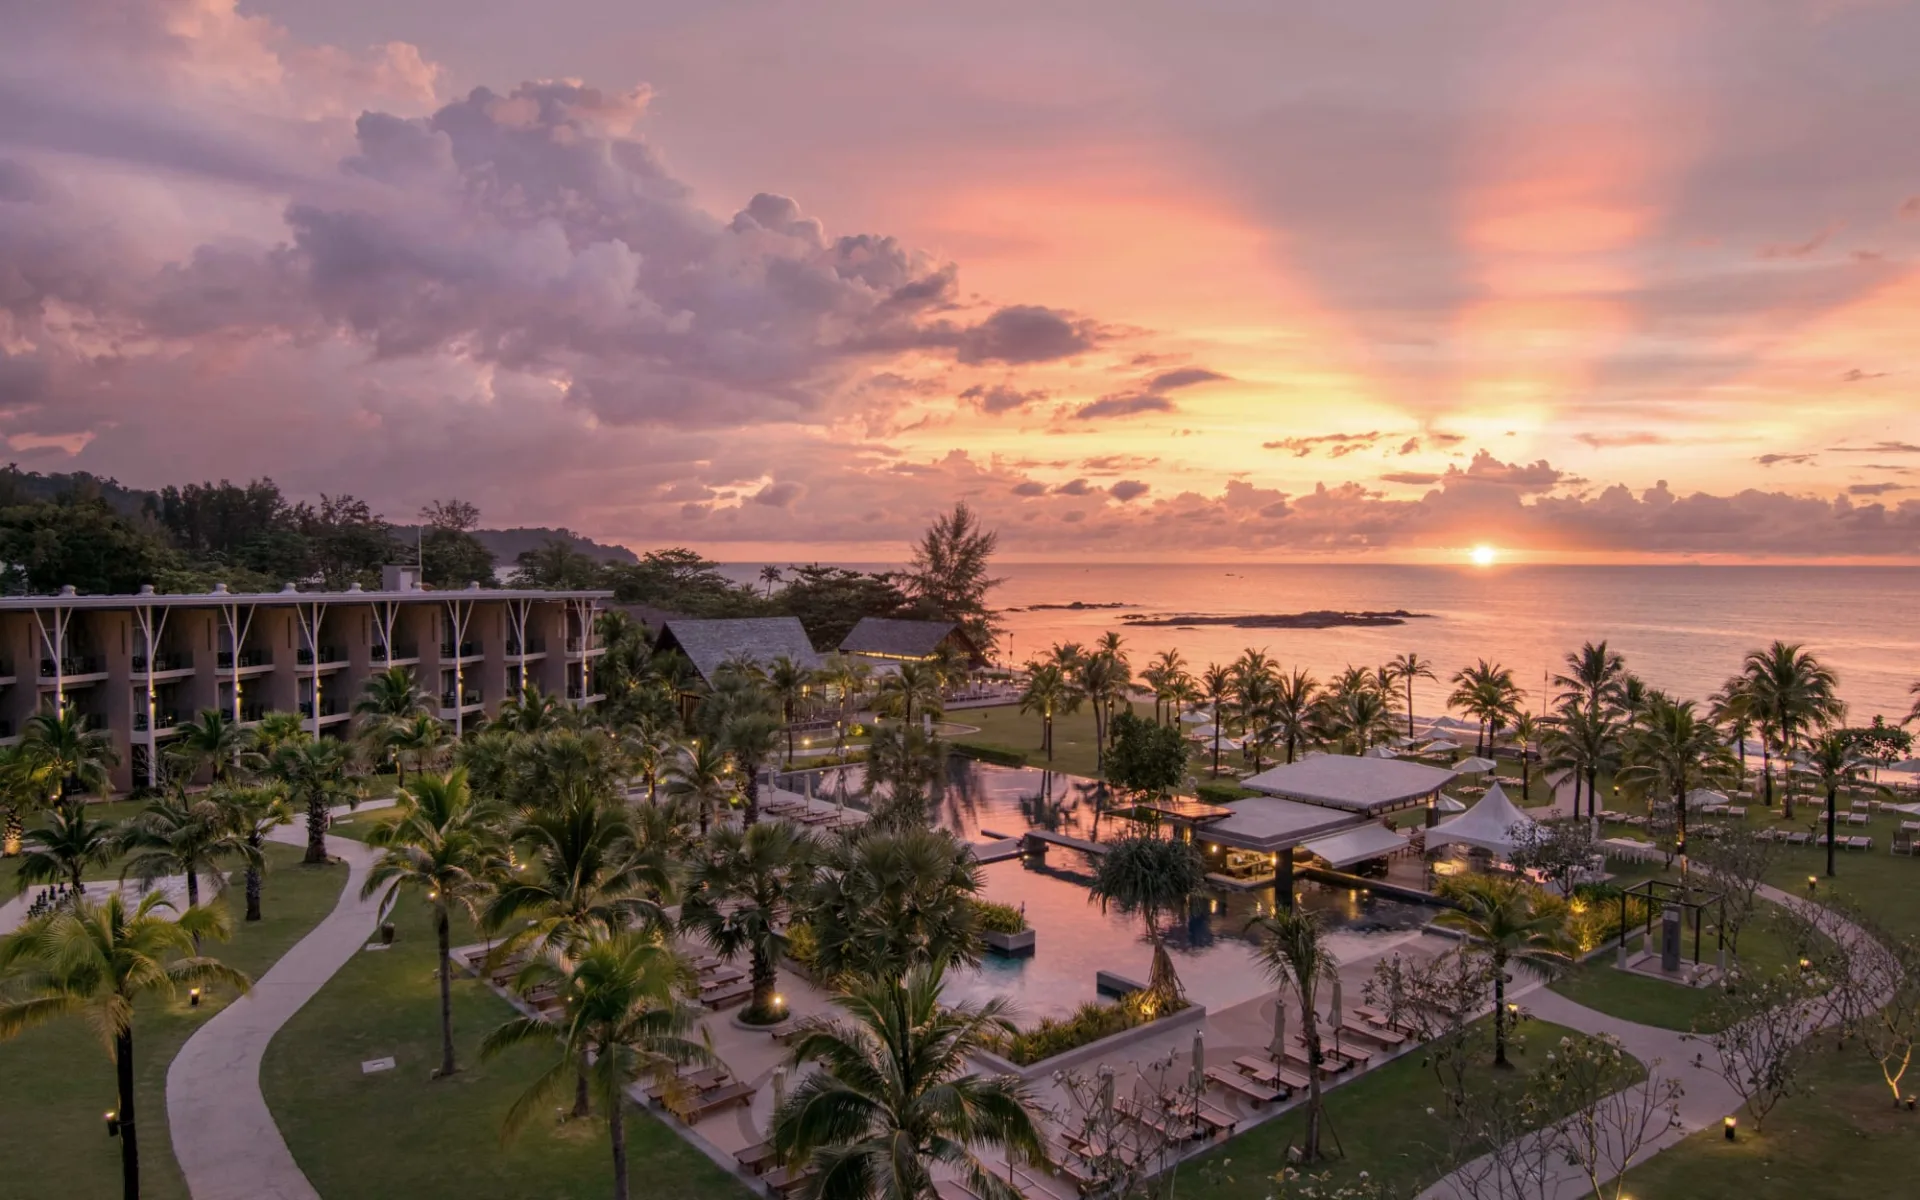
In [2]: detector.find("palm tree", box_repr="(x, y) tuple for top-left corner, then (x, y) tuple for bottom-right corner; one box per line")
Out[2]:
(1509, 711), (1540, 801)
(1907, 681), (1920, 728)
(119, 791), (250, 912)
(1807, 730), (1864, 878)
(1742, 641), (1842, 819)
(486, 792), (670, 961)
(482, 933), (714, 1200)
(164, 708), (253, 786)
(774, 963), (1046, 1200)
(1088, 834), (1206, 1008)
(681, 821), (815, 1022)
(0, 891), (249, 1200)
(1437, 875), (1570, 1067)
(767, 655), (816, 765)
(760, 563), (785, 597)
(876, 660), (945, 726)
(809, 827), (984, 982)
(721, 709), (784, 827)
(1552, 641), (1626, 716)
(1, 741), (54, 857)
(1618, 696), (1739, 863)
(386, 712), (454, 784)
(20, 707), (120, 811)
(1018, 662), (1080, 761)
(1076, 649), (1131, 772)
(1543, 705), (1621, 822)
(1315, 674), (1397, 755)
(1146, 648), (1188, 724)
(1230, 652), (1278, 771)
(863, 722), (947, 831)
(493, 686), (568, 735)
(271, 738), (357, 865)
(1709, 677), (1757, 777)
(1384, 652), (1437, 741)
(1248, 908), (1336, 1163)
(14, 804), (117, 894)
(362, 769), (504, 1077)
(1200, 662), (1233, 775)
(356, 666), (433, 777)
(248, 711), (310, 759)
(1268, 668), (1319, 765)
(211, 783), (292, 921)
(1449, 660), (1521, 756)
(660, 738), (736, 835)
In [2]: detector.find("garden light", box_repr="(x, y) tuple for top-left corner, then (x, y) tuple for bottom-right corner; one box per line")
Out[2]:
(189, 987), (201, 1007)
(105, 1111), (119, 1138)
(1724, 1116), (1736, 1141)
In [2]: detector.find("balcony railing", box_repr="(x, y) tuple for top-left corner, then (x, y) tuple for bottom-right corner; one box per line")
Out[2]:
(440, 641), (482, 659)
(506, 637), (546, 656)
(564, 637), (601, 653)
(132, 652), (186, 673)
(296, 646), (345, 666)
(216, 649), (267, 669)
(133, 711), (182, 732)
(439, 690), (483, 709)
(297, 697), (347, 718)
(370, 643), (419, 663)
(41, 655), (104, 677)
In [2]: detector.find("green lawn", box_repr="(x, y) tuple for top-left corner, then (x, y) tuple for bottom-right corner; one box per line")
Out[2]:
(0, 844), (347, 1200)
(323, 805), (401, 843)
(1185, 1018), (1598, 1200)
(1549, 902), (1803, 1033)
(262, 896), (750, 1200)
(1, 797), (150, 894)
(948, 701), (1151, 779)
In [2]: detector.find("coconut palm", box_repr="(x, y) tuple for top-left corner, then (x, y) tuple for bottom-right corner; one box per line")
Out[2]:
(1543, 705), (1621, 821)
(1436, 875), (1570, 1067)
(355, 666), (432, 776)
(1200, 662), (1233, 775)
(1146, 648), (1188, 724)
(660, 738), (737, 835)
(1449, 660), (1522, 756)
(1018, 662), (1080, 761)
(1088, 833), (1206, 1008)
(1, 741), (55, 857)
(681, 820), (815, 1022)
(494, 685), (569, 735)
(1618, 696), (1739, 862)
(482, 933), (714, 1200)
(721, 709), (785, 827)
(1552, 641), (1627, 716)
(809, 827), (984, 982)
(164, 708), (254, 786)
(1267, 668), (1319, 765)
(386, 712), (455, 784)
(14, 804), (117, 895)
(1248, 907), (1336, 1163)
(211, 783), (292, 921)
(1315, 673), (1398, 755)
(773, 963), (1046, 1200)
(1384, 652), (1437, 741)
(270, 737), (357, 865)
(248, 711), (310, 759)
(1509, 711), (1540, 801)
(1907, 681), (1920, 728)
(1076, 649), (1131, 771)
(760, 563), (785, 596)
(1807, 730), (1865, 878)
(362, 768), (505, 1077)
(486, 791), (671, 962)
(876, 660), (945, 726)
(118, 791), (251, 913)
(20, 707), (120, 811)
(768, 654), (817, 765)
(1230, 653), (1278, 771)
(1741, 641), (1842, 818)
(0, 891), (249, 1200)
(1709, 677), (1757, 776)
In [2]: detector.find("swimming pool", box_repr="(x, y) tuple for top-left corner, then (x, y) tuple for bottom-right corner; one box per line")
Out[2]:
(777, 759), (1438, 1021)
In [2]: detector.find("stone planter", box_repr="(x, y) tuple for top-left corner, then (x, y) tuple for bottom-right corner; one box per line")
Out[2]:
(973, 1002), (1208, 1080)
(982, 928), (1036, 956)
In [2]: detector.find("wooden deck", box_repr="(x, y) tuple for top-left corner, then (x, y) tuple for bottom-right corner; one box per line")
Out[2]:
(1023, 830), (1108, 857)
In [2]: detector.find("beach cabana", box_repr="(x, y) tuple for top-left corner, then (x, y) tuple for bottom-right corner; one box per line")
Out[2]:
(1242, 754), (1459, 817)
(1427, 782), (1536, 857)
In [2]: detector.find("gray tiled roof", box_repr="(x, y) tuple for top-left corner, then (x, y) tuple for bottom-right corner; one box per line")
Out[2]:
(1242, 754), (1458, 815)
(838, 617), (961, 658)
(655, 617), (822, 684)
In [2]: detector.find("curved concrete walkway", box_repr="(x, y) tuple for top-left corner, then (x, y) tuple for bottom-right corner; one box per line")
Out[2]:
(167, 818), (382, 1200)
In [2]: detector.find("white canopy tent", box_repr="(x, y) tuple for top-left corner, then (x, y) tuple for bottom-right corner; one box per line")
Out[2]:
(1427, 782), (1537, 857)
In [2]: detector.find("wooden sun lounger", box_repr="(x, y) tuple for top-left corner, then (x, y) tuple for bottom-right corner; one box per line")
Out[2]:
(647, 1066), (729, 1099)
(699, 964), (746, 984)
(1207, 1065), (1283, 1106)
(1114, 1097), (1200, 1142)
(1182, 1098), (1239, 1136)
(701, 981), (752, 1009)
(736, 1142), (778, 1174)
(761, 1163), (818, 1197)
(1353, 1004), (1415, 1034)
(1341, 1016), (1408, 1047)
(1281, 1041), (1349, 1077)
(674, 1079), (754, 1125)
(1238, 1053), (1310, 1091)
(1321, 1034), (1375, 1066)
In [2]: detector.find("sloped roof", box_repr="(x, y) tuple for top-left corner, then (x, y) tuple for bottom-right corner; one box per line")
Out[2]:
(1197, 797), (1363, 852)
(838, 617), (966, 659)
(655, 617), (821, 685)
(1242, 754), (1458, 815)
(1299, 823), (1411, 869)
(1426, 782), (1536, 855)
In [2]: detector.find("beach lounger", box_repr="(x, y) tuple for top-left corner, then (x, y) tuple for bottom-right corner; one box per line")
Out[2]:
(1321, 1034), (1376, 1066)
(646, 1066), (729, 1099)
(674, 1080), (754, 1125)
(1847, 811), (1871, 826)
(700, 980), (752, 1010)
(1181, 1099), (1238, 1136)
(1848, 836), (1874, 851)
(700, 964), (746, 985)
(761, 1163), (818, 1197)
(1726, 806), (1747, 818)
(1207, 1065), (1283, 1106)
(935, 1180), (983, 1200)
(1785, 831), (1812, 846)
(736, 1142), (778, 1175)
(1342, 1016), (1408, 1047)
(1279, 1042), (1347, 1078)
(1114, 1097), (1200, 1141)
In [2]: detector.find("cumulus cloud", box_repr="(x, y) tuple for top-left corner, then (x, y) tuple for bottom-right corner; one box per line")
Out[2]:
(953, 305), (1099, 364)
(1010, 480), (1048, 497)
(1055, 478), (1094, 496)
(1109, 479), (1150, 501)
(960, 382), (1047, 414)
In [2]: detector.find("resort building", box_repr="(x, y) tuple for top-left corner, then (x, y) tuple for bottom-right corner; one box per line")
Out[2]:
(1, 565), (611, 792)
(836, 617), (983, 668)
(652, 617), (823, 686)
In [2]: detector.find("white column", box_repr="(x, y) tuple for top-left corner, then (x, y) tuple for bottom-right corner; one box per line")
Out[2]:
(30, 603), (73, 716)
(220, 602), (256, 722)
(134, 604), (171, 788)
(444, 598), (474, 736)
(296, 600), (329, 738)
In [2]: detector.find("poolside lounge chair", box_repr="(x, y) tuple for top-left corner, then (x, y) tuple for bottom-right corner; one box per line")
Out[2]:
(761, 1162), (818, 1197)
(1848, 836), (1874, 851)
(1180, 1098), (1239, 1136)
(700, 980), (752, 1009)
(1785, 831), (1812, 846)
(1013, 1164), (1076, 1200)
(736, 1143), (778, 1175)
(1342, 1016), (1408, 1047)
(1207, 1065), (1283, 1106)
(673, 1080), (754, 1125)
(1114, 1097), (1201, 1141)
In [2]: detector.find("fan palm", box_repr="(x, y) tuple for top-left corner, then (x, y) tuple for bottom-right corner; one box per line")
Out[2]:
(247, 711), (310, 759)
(773, 963), (1046, 1200)
(809, 827), (984, 982)
(1807, 730), (1864, 878)
(722, 709), (785, 826)
(1618, 695), (1739, 862)
(1436, 875), (1570, 1067)
(14, 804), (117, 894)
(20, 707), (120, 810)
(0, 891), (249, 1200)
(681, 821), (815, 1021)
(363, 768), (505, 1077)
(660, 738), (737, 835)
(1741, 641), (1842, 818)
(1384, 652), (1437, 741)
(876, 660), (945, 726)
(863, 722), (946, 831)
(1248, 907), (1336, 1163)
(482, 933), (714, 1200)
(119, 791), (251, 912)
(212, 783), (292, 921)
(164, 709), (253, 786)
(1088, 834), (1206, 1008)
(270, 737), (357, 865)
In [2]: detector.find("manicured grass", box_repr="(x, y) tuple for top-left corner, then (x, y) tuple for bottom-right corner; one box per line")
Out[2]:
(0, 844), (347, 1200)
(1621, 1048), (1920, 1199)
(324, 806), (402, 843)
(948, 701), (1151, 779)
(1184, 1018), (1601, 1200)
(1549, 904), (1803, 1033)
(1, 797), (150, 893)
(262, 897), (751, 1200)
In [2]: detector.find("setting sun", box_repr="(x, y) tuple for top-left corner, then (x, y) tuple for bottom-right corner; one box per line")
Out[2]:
(1469, 544), (1499, 567)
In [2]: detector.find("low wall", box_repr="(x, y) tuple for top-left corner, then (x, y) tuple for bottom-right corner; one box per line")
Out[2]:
(972, 1001), (1208, 1081)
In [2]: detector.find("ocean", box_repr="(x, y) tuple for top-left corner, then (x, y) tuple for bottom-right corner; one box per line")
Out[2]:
(720, 563), (1920, 721)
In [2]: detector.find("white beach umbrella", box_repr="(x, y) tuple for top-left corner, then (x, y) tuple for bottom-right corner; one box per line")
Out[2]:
(1181, 709), (1210, 724)
(1422, 739), (1461, 754)
(1453, 756), (1500, 775)
(1270, 990), (1289, 1058)
(1362, 745), (1400, 759)
(768, 1066), (787, 1141)
(1436, 795), (1468, 813)
(1191, 1030), (1206, 1093)
(1191, 723), (1222, 739)
(1887, 759), (1920, 775)
(1328, 973), (1344, 1028)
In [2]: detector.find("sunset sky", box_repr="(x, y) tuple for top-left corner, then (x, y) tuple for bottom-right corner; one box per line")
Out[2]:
(4, 0), (1919, 561)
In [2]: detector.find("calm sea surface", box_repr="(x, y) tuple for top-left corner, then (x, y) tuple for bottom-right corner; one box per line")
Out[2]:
(723, 563), (1920, 720)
